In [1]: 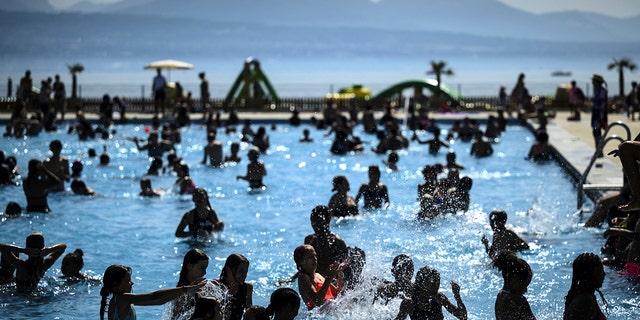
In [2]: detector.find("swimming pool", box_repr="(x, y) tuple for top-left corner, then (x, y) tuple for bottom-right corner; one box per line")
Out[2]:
(1, 120), (638, 319)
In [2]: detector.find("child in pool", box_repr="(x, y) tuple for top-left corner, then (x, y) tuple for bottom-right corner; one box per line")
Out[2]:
(224, 142), (242, 164)
(43, 139), (70, 192)
(211, 253), (253, 320)
(395, 266), (467, 320)
(299, 129), (313, 143)
(0, 232), (67, 292)
(327, 175), (359, 217)
(60, 248), (88, 280)
(264, 287), (300, 320)
(23, 158), (62, 213)
(482, 210), (530, 259)
(492, 250), (536, 320)
(71, 178), (96, 196)
(99, 264), (206, 320)
(236, 147), (266, 189)
(294, 244), (344, 310)
(139, 177), (160, 197)
(190, 296), (223, 320)
(374, 254), (414, 304)
(383, 151), (400, 171)
(354, 165), (390, 209)
(171, 248), (210, 320)
(563, 253), (607, 320)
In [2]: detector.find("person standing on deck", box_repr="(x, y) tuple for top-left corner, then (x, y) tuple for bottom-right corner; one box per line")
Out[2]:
(590, 74), (608, 157)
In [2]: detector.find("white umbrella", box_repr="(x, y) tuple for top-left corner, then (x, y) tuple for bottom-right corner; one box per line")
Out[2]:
(144, 59), (194, 81)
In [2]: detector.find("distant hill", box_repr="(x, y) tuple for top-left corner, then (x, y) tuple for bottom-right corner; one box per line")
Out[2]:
(1, 0), (638, 42)
(0, 9), (637, 63)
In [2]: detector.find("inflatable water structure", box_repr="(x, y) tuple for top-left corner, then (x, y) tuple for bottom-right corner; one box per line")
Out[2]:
(224, 57), (279, 108)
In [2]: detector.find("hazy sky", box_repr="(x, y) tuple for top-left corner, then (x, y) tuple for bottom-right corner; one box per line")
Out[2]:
(47, 0), (640, 18)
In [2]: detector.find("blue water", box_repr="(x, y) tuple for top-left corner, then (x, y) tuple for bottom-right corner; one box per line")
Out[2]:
(1, 120), (639, 319)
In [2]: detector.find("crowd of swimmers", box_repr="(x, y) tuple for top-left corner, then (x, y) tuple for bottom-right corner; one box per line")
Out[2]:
(1, 92), (638, 319)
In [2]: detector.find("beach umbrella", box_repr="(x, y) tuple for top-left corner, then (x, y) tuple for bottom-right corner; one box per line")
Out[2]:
(143, 59), (194, 81)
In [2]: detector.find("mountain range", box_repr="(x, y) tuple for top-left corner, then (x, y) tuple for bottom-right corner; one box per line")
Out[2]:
(0, 0), (638, 74)
(2, 0), (639, 42)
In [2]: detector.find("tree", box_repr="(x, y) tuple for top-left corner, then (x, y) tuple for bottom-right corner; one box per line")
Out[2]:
(67, 63), (84, 99)
(607, 57), (636, 98)
(428, 60), (454, 96)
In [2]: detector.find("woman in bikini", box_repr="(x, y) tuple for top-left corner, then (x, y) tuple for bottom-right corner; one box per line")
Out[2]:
(175, 188), (224, 238)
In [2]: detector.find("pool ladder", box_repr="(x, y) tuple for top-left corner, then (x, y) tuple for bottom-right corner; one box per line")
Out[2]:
(577, 121), (631, 209)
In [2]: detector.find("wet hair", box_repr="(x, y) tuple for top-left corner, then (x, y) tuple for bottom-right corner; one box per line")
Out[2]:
(247, 147), (260, 161)
(266, 287), (301, 317)
(230, 142), (240, 152)
(177, 248), (209, 287)
(332, 175), (349, 192)
(244, 305), (269, 320)
(26, 159), (42, 180)
(49, 139), (62, 151)
(414, 266), (440, 295)
(190, 296), (221, 320)
(490, 210), (508, 224)
(71, 178), (87, 194)
(5, 201), (21, 216)
(392, 254), (414, 277)
(492, 250), (532, 287)
(88, 148), (97, 157)
(100, 265), (131, 320)
(310, 205), (331, 232)
(61, 249), (85, 277)
(26, 232), (45, 249)
(293, 244), (315, 268)
(369, 165), (381, 176)
(71, 160), (83, 177)
(388, 151), (399, 163)
(458, 176), (473, 192)
(219, 253), (249, 284)
(564, 252), (607, 317)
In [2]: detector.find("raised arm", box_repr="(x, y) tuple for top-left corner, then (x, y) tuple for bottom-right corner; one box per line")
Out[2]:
(42, 242), (67, 271)
(437, 281), (467, 320)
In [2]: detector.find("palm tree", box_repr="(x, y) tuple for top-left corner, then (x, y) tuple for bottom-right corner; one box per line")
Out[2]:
(67, 63), (84, 99)
(428, 60), (454, 96)
(607, 57), (636, 98)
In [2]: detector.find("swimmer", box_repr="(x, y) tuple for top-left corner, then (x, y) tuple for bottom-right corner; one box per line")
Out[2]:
(293, 244), (344, 310)
(139, 177), (161, 197)
(60, 248), (88, 280)
(23, 159), (63, 213)
(43, 139), (70, 192)
(175, 188), (224, 238)
(0, 232), (67, 292)
(374, 254), (414, 304)
(265, 287), (300, 320)
(327, 175), (359, 217)
(99, 264), (206, 320)
(563, 253), (607, 320)
(171, 248), (210, 320)
(236, 147), (266, 189)
(395, 266), (467, 320)
(70, 178), (96, 196)
(383, 151), (399, 171)
(482, 210), (529, 259)
(492, 251), (535, 320)
(299, 128), (313, 143)
(224, 142), (242, 164)
(211, 254), (253, 320)
(202, 131), (224, 167)
(470, 131), (494, 158)
(354, 165), (390, 209)
(190, 296), (223, 320)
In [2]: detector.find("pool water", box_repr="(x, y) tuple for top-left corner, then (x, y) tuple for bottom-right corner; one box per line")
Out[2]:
(1, 121), (638, 319)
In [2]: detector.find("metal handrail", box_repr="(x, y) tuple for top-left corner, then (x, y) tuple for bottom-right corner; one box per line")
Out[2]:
(577, 121), (631, 209)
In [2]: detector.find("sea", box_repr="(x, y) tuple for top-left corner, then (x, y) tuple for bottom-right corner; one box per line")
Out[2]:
(0, 55), (630, 100)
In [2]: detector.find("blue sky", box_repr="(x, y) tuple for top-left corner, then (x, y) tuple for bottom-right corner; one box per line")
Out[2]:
(47, 0), (640, 18)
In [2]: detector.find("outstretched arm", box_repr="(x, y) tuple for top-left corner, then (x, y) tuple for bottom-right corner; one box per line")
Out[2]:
(122, 279), (206, 306)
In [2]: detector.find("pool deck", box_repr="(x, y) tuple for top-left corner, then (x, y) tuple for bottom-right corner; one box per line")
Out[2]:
(1, 109), (636, 206)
